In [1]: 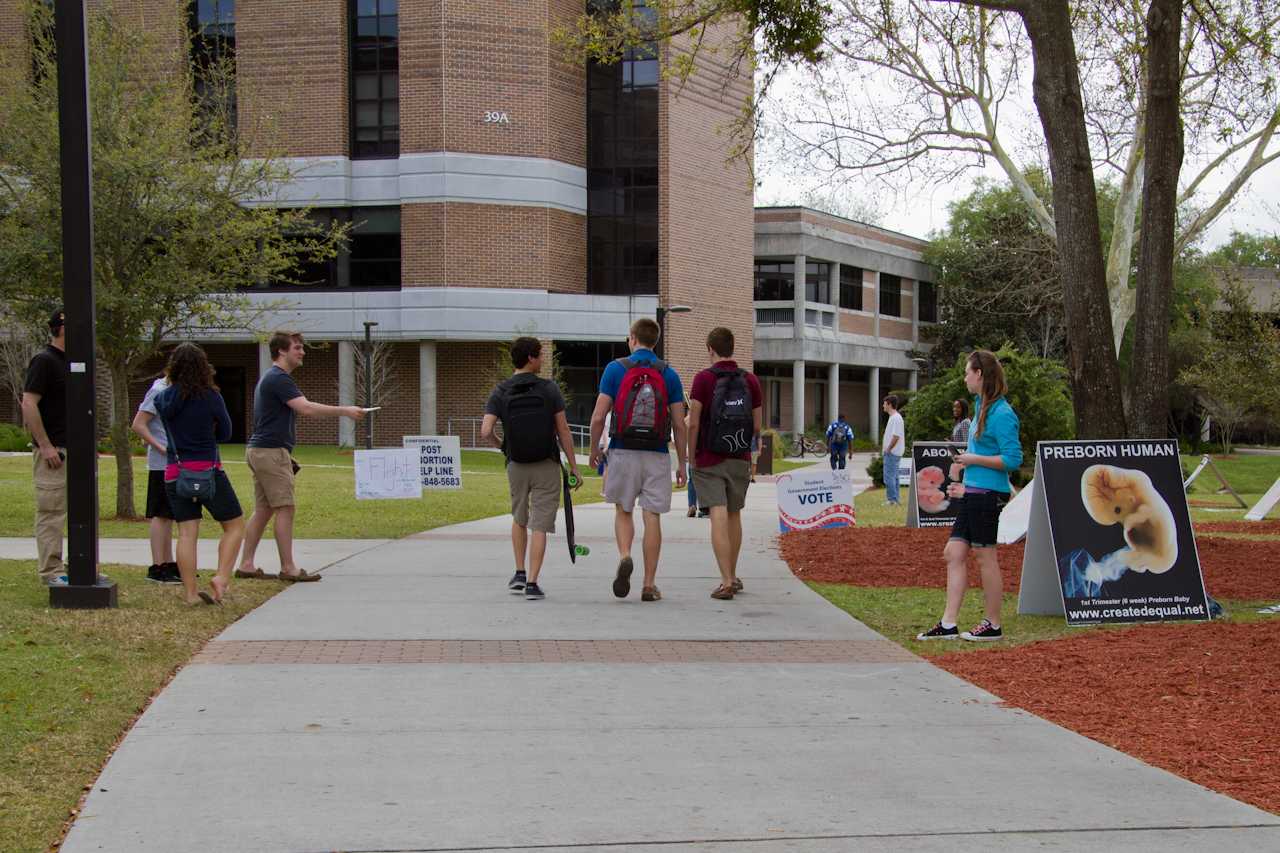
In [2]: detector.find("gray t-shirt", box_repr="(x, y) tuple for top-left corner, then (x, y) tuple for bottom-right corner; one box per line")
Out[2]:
(137, 377), (170, 472)
(247, 365), (304, 450)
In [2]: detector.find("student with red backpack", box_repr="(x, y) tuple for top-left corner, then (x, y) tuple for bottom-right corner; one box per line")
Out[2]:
(687, 327), (762, 600)
(481, 337), (581, 601)
(587, 318), (688, 602)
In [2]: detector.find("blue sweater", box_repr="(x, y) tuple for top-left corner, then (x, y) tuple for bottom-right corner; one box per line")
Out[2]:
(963, 396), (1022, 494)
(154, 386), (232, 465)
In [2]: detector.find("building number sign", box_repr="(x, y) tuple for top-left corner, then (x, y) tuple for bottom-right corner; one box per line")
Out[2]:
(483, 111), (511, 125)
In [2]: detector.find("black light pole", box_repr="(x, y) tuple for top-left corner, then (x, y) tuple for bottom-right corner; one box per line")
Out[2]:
(653, 303), (692, 360)
(362, 321), (377, 449)
(51, 0), (115, 608)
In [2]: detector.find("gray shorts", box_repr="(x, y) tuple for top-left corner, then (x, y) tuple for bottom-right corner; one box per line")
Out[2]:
(604, 448), (672, 514)
(691, 459), (752, 512)
(508, 459), (560, 533)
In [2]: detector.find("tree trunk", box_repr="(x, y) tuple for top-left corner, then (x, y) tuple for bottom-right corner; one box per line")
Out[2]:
(1129, 0), (1184, 438)
(1019, 1), (1128, 438)
(110, 361), (138, 518)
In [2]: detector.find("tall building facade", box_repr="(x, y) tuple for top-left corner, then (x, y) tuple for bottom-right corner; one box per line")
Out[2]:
(0, 1), (755, 443)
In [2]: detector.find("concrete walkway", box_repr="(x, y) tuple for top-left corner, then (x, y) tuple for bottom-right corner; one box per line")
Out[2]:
(0, 537), (392, 575)
(61, 477), (1278, 852)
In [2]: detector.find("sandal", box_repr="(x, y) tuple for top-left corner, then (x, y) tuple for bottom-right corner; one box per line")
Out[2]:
(710, 584), (734, 601)
(196, 591), (220, 606)
(641, 586), (661, 602)
(279, 569), (321, 583)
(234, 567), (277, 580)
(731, 578), (743, 592)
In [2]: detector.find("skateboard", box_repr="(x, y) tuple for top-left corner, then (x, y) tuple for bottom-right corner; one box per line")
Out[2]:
(561, 463), (589, 563)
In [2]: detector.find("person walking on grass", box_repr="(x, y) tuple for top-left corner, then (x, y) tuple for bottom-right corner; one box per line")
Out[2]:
(20, 309), (68, 586)
(881, 394), (905, 506)
(132, 370), (180, 584)
(236, 332), (364, 583)
(588, 318), (688, 603)
(916, 350), (1022, 642)
(687, 327), (762, 600)
(826, 414), (854, 470)
(154, 344), (244, 606)
(481, 337), (581, 601)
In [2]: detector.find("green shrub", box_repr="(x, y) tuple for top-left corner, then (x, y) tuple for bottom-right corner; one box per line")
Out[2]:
(866, 452), (884, 486)
(0, 423), (31, 452)
(97, 430), (146, 456)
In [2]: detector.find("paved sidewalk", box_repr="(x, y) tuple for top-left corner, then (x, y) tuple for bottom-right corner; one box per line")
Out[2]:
(0, 537), (391, 575)
(61, 478), (1278, 852)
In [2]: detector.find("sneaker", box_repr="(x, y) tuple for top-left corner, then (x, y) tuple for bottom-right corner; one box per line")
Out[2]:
(686, 506), (697, 518)
(524, 582), (545, 600)
(42, 574), (69, 587)
(146, 564), (167, 583)
(915, 622), (959, 641)
(960, 620), (1004, 642)
(612, 556), (633, 598)
(160, 562), (183, 584)
(697, 508), (710, 518)
(508, 570), (526, 592)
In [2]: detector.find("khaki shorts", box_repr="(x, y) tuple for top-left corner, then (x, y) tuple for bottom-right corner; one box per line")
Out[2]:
(246, 447), (295, 508)
(508, 458), (560, 533)
(691, 459), (752, 512)
(604, 448), (672, 514)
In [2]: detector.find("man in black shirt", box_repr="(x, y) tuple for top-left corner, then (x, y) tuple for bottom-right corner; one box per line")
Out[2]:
(21, 310), (69, 585)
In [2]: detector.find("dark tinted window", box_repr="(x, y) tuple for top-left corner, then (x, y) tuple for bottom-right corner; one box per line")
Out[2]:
(880, 273), (902, 317)
(918, 281), (937, 322)
(839, 265), (863, 310)
(350, 0), (399, 158)
(805, 262), (830, 303)
(190, 1), (236, 129)
(261, 207), (401, 291)
(753, 262), (795, 301)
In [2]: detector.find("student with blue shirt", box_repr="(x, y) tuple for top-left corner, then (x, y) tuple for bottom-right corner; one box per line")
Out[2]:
(917, 350), (1022, 642)
(588, 318), (688, 602)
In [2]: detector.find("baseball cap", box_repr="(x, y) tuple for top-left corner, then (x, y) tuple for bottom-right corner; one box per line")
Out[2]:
(48, 309), (64, 330)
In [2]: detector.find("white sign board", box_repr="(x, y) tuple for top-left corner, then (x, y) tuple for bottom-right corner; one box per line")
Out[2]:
(997, 479), (1034, 544)
(403, 435), (463, 490)
(1245, 476), (1280, 521)
(777, 470), (855, 532)
(355, 449), (422, 500)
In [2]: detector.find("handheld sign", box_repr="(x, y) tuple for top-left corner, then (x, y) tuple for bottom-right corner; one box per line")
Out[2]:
(906, 442), (966, 528)
(354, 448), (422, 500)
(1018, 440), (1209, 625)
(403, 435), (462, 490)
(777, 470), (855, 532)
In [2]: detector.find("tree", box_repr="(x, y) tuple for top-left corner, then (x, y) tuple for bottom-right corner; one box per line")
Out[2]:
(562, 0), (1280, 439)
(0, 305), (42, 424)
(1178, 278), (1280, 452)
(0, 2), (346, 517)
(1206, 231), (1280, 269)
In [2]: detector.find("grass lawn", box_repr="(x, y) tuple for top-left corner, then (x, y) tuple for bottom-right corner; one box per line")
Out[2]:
(0, 447), (606, 540)
(0, 559), (286, 852)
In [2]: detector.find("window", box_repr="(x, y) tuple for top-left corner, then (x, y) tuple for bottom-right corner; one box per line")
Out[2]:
(350, 0), (399, 159)
(918, 281), (938, 323)
(190, 1), (236, 129)
(805, 262), (830, 303)
(263, 207), (401, 291)
(586, 0), (659, 295)
(839, 265), (864, 310)
(753, 262), (795, 301)
(880, 273), (902, 317)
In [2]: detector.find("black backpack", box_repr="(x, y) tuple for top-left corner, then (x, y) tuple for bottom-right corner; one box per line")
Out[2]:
(704, 367), (754, 455)
(500, 376), (557, 464)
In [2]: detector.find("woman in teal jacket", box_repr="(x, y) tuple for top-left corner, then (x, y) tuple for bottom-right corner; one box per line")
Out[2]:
(917, 350), (1022, 642)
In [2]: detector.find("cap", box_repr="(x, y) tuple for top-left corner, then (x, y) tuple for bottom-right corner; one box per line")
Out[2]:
(48, 309), (65, 330)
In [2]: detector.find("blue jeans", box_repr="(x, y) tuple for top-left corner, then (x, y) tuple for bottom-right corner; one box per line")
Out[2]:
(829, 445), (847, 470)
(883, 452), (901, 504)
(687, 463), (698, 508)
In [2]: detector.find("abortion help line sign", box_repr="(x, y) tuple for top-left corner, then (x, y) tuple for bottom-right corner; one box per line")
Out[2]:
(403, 435), (462, 490)
(776, 470), (855, 532)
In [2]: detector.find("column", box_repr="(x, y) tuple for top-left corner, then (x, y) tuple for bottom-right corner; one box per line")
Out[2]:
(792, 253), (806, 340)
(419, 341), (438, 435)
(827, 363), (839, 424)
(829, 261), (840, 307)
(908, 371), (918, 392)
(791, 359), (806, 436)
(868, 367), (880, 445)
(338, 341), (356, 447)
(257, 342), (271, 378)
(872, 271), (881, 338)
(911, 279), (920, 344)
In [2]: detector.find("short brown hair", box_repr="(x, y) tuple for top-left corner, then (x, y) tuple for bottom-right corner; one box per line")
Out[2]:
(630, 318), (660, 348)
(510, 336), (541, 369)
(706, 327), (735, 358)
(269, 331), (304, 360)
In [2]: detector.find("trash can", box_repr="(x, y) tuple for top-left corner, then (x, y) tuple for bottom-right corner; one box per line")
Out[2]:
(757, 433), (774, 475)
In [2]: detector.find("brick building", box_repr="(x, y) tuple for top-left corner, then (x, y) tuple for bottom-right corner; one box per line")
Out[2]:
(0, 0), (755, 442)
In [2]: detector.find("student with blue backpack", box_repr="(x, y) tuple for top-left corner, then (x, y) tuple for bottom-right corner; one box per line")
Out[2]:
(825, 414), (854, 470)
(588, 318), (688, 603)
(481, 337), (581, 601)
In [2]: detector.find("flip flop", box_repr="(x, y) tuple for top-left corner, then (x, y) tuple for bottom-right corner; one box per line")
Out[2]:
(196, 591), (220, 606)
(234, 567), (278, 580)
(279, 570), (321, 583)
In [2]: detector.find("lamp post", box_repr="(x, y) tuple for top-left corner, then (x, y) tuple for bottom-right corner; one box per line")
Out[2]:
(362, 321), (378, 449)
(654, 303), (693, 360)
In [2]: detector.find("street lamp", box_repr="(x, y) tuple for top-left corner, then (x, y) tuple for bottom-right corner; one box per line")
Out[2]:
(654, 303), (693, 359)
(362, 321), (378, 449)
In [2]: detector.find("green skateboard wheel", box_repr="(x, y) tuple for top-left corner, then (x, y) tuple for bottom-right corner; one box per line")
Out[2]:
(566, 472), (582, 488)
(574, 544), (590, 557)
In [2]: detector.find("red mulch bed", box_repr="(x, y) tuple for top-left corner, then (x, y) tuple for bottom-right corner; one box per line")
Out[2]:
(779, 526), (1280, 599)
(1196, 519), (1280, 535)
(936, 621), (1280, 816)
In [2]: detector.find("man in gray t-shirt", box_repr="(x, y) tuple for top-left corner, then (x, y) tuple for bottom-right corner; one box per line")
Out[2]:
(237, 332), (364, 582)
(132, 376), (179, 583)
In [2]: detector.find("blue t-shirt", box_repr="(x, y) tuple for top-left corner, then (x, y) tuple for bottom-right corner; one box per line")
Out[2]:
(963, 396), (1022, 494)
(599, 349), (684, 454)
(247, 365), (304, 451)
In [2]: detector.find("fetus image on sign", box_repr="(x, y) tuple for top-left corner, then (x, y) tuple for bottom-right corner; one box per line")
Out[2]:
(915, 466), (949, 513)
(1061, 464), (1178, 598)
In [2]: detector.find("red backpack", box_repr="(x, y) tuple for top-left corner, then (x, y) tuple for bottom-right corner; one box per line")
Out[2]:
(610, 357), (671, 450)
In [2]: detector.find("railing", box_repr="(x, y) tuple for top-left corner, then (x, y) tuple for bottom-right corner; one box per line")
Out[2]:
(444, 417), (593, 457)
(756, 307), (794, 325)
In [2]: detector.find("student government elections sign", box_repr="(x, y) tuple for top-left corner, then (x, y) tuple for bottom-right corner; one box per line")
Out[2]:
(1017, 440), (1209, 626)
(776, 471), (855, 532)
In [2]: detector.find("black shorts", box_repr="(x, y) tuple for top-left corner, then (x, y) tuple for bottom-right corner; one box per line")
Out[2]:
(164, 469), (243, 523)
(949, 489), (1008, 548)
(144, 470), (174, 520)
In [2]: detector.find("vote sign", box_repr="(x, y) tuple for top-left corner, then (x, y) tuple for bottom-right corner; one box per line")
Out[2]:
(777, 470), (855, 532)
